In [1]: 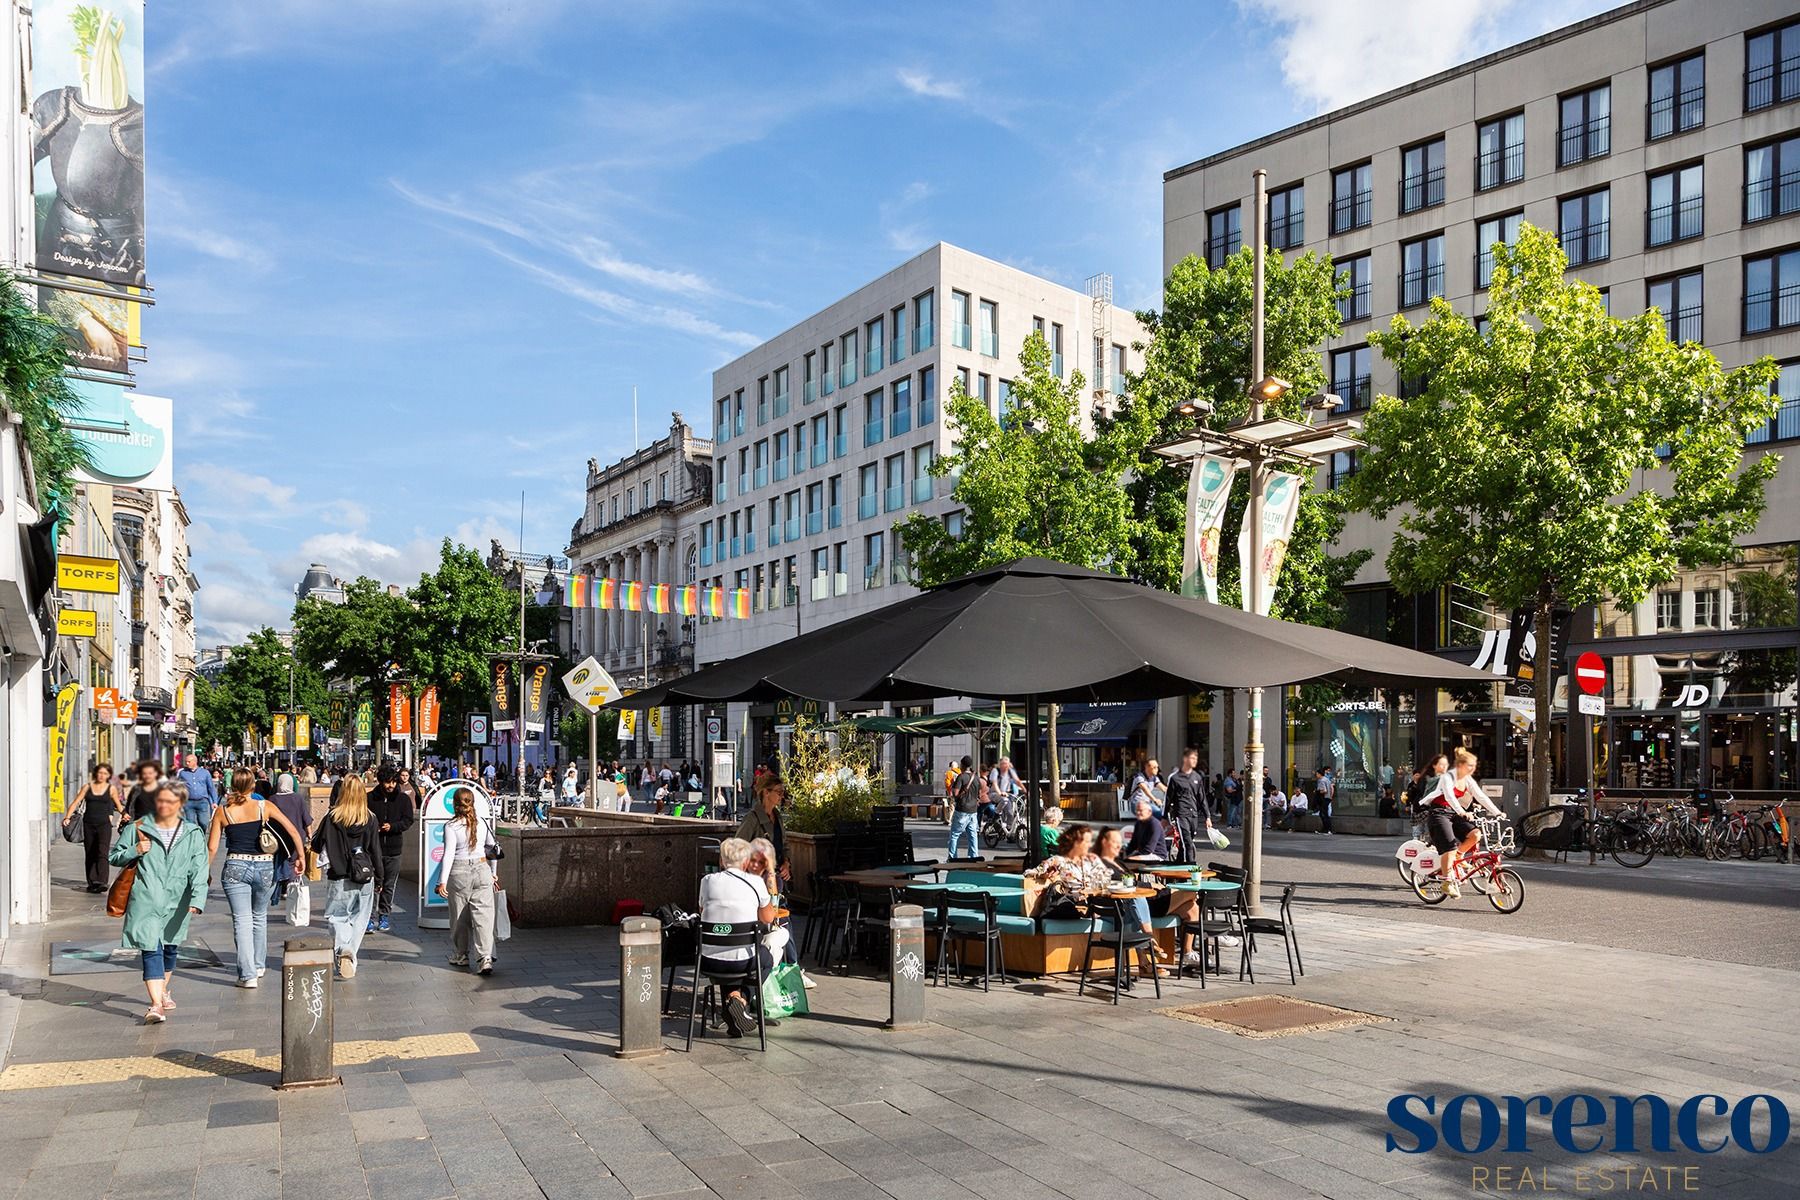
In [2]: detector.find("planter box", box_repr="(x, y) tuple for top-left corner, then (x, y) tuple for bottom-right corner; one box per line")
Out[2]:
(785, 831), (838, 907)
(494, 809), (734, 927)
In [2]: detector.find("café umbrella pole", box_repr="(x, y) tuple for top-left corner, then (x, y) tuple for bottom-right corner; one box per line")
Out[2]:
(1024, 694), (1042, 868)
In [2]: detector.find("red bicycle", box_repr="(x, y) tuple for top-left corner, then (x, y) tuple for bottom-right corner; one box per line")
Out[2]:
(1411, 822), (1525, 913)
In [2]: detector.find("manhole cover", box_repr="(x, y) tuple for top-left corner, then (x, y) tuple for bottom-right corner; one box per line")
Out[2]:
(1158, 996), (1390, 1038)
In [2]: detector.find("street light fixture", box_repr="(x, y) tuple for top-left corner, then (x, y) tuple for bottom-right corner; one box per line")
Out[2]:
(1252, 375), (1292, 402)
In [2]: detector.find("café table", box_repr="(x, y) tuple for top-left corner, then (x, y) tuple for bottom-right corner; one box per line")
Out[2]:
(1132, 865), (1218, 881)
(1166, 879), (1242, 974)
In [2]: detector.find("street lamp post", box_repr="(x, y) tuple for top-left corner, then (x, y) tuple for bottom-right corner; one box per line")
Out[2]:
(1153, 168), (1365, 914)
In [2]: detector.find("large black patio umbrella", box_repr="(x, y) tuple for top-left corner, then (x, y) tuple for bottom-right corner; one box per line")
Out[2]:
(611, 558), (1493, 859)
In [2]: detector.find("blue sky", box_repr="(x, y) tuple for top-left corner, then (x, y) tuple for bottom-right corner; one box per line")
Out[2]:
(142, 0), (1615, 643)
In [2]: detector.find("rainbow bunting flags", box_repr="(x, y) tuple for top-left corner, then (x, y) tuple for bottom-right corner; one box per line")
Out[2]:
(704, 586), (725, 618)
(648, 583), (670, 614)
(561, 576), (757, 619)
(731, 587), (752, 619)
(676, 585), (698, 616)
(564, 573), (588, 608)
(621, 581), (644, 612)
(597, 578), (616, 610)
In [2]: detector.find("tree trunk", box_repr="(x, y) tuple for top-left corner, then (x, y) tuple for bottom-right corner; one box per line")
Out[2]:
(1047, 703), (1061, 818)
(1222, 689), (1237, 783)
(1530, 597), (1555, 813)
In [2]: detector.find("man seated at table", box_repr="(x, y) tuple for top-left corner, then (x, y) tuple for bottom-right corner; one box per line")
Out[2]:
(1038, 804), (1064, 857)
(697, 837), (778, 1037)
(1124, 798), (1165, 860)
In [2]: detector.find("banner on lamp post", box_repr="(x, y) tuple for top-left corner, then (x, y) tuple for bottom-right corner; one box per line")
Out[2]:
(490, 660), (516, 731)
(354, 700), (373, 747)
(418, 686), (440, 742)
(523, 662), (550, 733)
(1181, 454), (1238, 604)
(1237, 471), (1303, 617)
(389, 684), (411, 736)
(618, 706), (638, 740)
(271, 713), (289, 752)
(294, 712), (312, 752)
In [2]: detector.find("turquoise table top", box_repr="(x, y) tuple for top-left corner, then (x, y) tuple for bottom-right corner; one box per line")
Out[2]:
(908, 881), (1026, 898)
(1169, 880), (1243, 892)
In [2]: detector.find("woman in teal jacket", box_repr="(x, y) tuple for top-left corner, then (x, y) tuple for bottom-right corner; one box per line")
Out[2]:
(110, 781), (208, 1023)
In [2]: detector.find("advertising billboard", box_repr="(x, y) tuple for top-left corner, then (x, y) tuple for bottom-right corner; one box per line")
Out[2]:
(68, 381), (172, 490)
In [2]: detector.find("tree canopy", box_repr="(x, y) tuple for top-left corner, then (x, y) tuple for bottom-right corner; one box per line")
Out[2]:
(193, 627), (329, 752)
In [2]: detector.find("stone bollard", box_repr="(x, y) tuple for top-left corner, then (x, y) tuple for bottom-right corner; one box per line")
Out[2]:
(617, 916), (665, 1059)
(278, 935), (338, 1090)
(886, 904), (926, 1031)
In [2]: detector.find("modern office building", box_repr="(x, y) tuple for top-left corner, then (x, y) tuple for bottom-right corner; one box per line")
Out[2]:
(1163, 0), (1800, 809)
(697, 242), (1144, 765)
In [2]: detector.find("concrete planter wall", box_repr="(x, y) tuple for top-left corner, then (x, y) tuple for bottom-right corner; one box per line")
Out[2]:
(494, 809), (734, 927)
(784, 831), (837, 906)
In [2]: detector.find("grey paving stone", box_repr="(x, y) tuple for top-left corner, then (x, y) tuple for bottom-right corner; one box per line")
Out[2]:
(207, 1097), (279, 1128)
(362, 1162), (456, 1200)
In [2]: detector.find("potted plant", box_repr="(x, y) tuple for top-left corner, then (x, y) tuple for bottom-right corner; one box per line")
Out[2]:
(781, 717), (883, 903)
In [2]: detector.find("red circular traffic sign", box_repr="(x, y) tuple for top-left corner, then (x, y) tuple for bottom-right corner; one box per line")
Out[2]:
(1574, 651), (1606, 695)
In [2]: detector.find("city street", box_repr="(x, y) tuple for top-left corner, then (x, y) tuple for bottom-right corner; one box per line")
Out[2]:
(0, 832), (1791, 1199)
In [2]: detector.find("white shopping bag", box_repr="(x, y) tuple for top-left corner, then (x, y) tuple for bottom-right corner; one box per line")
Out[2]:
(493, 888), (513, 940)
(286, 883), (312, 927)
(1208, 827), (1231, 851)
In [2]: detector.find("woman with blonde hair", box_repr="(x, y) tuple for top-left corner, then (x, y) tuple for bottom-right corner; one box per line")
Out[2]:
(435, 786), (499, 974)
(310, 774), (384, 978)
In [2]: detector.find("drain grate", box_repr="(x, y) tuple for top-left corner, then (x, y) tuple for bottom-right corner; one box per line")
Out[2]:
(1158, 995), (1390, 1038)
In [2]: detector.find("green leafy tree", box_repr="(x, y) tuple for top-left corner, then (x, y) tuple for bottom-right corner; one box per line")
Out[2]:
(898, 332), (1142, 583)
(192, 627), (330, 753)
(558, 706), (620, 765)
(0, 269), (92, 515)
(404, 540), (519, 747)
(1343, 225), (1780, 808)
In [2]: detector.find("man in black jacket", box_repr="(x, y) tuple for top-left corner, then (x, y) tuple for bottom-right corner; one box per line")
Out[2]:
(1163, 747), (1213, 864)
(367, 767), (415, 933)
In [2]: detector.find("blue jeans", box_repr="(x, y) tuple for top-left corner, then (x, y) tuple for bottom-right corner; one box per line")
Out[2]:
(221, 857), (275, 982)
(140, 944), (179, 981)
(182, 801), (213, 829)
(948, 810), (981, 859)
(324, 878), (374, 961)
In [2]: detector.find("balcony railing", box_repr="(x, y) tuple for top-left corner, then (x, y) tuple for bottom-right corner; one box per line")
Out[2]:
(805, 512), (822, 535)
(828, 504), (842, 528)
(768, 522), (780, 547)
(785, 517), (800, 542)
(753, 466), (768, 488)
(864, 416), (883, 447)
(890, 336), (905, 364)
(918, 390), (936, 426)
(745, 532), (757, 553)
(840, 360), (856, 388)
(1744, 283), (1800, 335)
(811, 441), (828, 467)
(1330, 375), (1373, 412)
(1399, 264), (1445, 308)
(773, 459), (788, 482)
(699, 546), (712, 567)
(884, 484), (903, 512)
(1745, 169), (1800, 223)
(1330, 192), (1371, 233)
(1647, 86), (1703, 140)
(979, 328), (997, 357)
(1399, 168), (1444, 213)
(1558, 115), (1610, 166)
(773, 390), (790, 417)
(1663, 304), (1702, 344)
(952, 321), (971, 349)
(1267, 213), (1303, 249)
(865, 563), (885, 590)
(1646, 196), (1703, 246)
(1475, 144), (1524, 191)
(834, 433), (847, 457)
(857, 494), (877, 519)
(822, 372), (834, 397)
(1561, 220), (1610, 265)
(912, 476), (932, 504)
(1338, 279), (1371, 320)
(915, 321), (934, 352)
(1205, 233), (1239, 266)
(890, 407), (911, 437)
(803, 380), (817, 405)
(865, 346), (883, 375)
(1745, 59), (1800, 112)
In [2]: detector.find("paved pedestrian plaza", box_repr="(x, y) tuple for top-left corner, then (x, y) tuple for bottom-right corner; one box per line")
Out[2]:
(0, 837), (1792, 1199)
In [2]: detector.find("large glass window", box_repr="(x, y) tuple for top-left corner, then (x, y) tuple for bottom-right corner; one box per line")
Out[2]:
(840, 331), (858, 388)
(857, 464), (878, 520)
(1399, 234), (1445, 308)
(914, 291), (934, 352)
(1647, 52), (1704, 139)
(864, 533), (885, 590)
(1329, 345), (1372, 412)
(1268, 182), (1303, 249)
(865, 316), (884, 376)
(1206, 204), (1241, 267)
(917, 365), (936, 427)
(1646, 164), (1703, 246)
(1331, 162), (1372, 233)
(772, 430), (789, 481)
(1647, 271), (1703, 344)
(1559, 188), (1611, 265)
(863, 389), (884, 446)
(1745, 135), (1800, 223)
(1475, 211), (1522, 288)
(1475, 113), (1524, 190)
(912, 444), (934, 504)
(1337, 254), (1371, 321)
(978, 300), (998, 357)
(1051, 322), (1065, 378)
(773, 366), (790, 416)
(889, 305), (907, 365)
(1108, 345), (1127, 398)
(1400, 138), (1445, 213)
(820, 344), (834, 397)
(753, 439), (769, 489)
(1744, 250), (1800, 335)
(951, 290), (971, 349)
(1746, 20), (1800, 112)
(890, 377), (912, 437)
(1559, 83), (1611, 166)
(1747, 361), (1800, 444)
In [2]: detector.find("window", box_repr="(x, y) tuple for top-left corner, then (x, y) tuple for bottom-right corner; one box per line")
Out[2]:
(1398, 368), (1431, 402)
(1647, 52), (1704, 139)
(840, 331), (858, 388)
(863, 389), (884, 446)
(773, 366), (790, 416)
(733, 390), (745, 436)
(821, 344), (835, 397)
(1744, 249), (1800, 334)
(1694, 588), (1722, 629)
(810, 547), (830, 600)
(857, 464), (878, 519)
(832, 403), (847, 457)
(943, 510), (964, 539)
(716, 396), (731, 443)
(978, 300), (998, 357)
(756, 377), (768, 425)
(914, 291), (934, 352)
(772, 431), (789, 481)
(977, 373), (992, 412)
(1331, 162), (1372, 233)
(1400, 138), (1446, 213)
(659, 472), (669, 501)
(753, 439), (769, 488)
(699, 523), (712, 567)
(912, 444), (934, 504)
(1746, 20), (1800, 112)
(767, 498), (781, 547)
(785, 491), (801, 544)
(1051, 323), (1065, 378)
(998, 379), (1014, 425)
(918, 365), (936, 426)
(1267, 182), (1304, 249)
(793, 422), (808, 476)
(828, 474), (843, 528)
(1559, 83), (1611, 166)
(864, 533), (885, 589)
(884, 453), (904, 512)
(1206, 204), (1241, 267)
(1475, 113), (1524, 190)
(743, 506), (756, 553)
(805, 482), (824, 535)
(1336, 255), (1371, 320)
(1647, 270), (1703, 344)
(1745, 136), (1800, 223)
(1399, 234), (1445, 308)
(951, 290), (971, 349)
(1559, 188), (1611, 265)
(1327, 451), (1360, 490)
(803, 353), (817, 405)
(736, 448), (748, 493)
(890, 377), (912, 437)
(1329, 345), (1372, 412)
(1475, 211), (1522, 288)
(611, 496), (619, 522)
(1109, 344), (1127, 397)
(1656, 589), (1680, 631)
(890, 526), (909, 586)
(1647, 164), (1703, 246)
(865, 316), (884, 376)
(890, 305), (907, 365)
(811, 414), (830, 466)
(1747, 361), (1800, 444)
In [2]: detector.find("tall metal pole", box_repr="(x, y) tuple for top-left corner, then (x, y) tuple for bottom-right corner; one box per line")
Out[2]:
(1024, 694), (1042, 869)
(1241, 167), (1269, 916)
(516, 493), (529, 805)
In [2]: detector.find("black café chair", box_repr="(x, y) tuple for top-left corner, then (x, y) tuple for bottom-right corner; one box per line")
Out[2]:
(833, 883), (895, 972)
(1176, 890), (1243, 987)
(941, 890), (1006, 991)
(685, 919), (768, 1052)
(900, 887), (951, 986)
(1241, 882), (1303, 986)
(799, 871), (850, 964)
(1078, 896), (1162, 1004)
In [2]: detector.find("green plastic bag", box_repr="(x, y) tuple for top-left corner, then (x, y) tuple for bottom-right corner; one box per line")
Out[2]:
(760, 960), (810, 1020)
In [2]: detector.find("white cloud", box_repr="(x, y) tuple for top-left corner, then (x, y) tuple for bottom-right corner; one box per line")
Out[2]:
(878, 181), (935, 254)
(192, 580), (290, 646)
(898, 69), (965, 101)
(200, 466), (297, 509)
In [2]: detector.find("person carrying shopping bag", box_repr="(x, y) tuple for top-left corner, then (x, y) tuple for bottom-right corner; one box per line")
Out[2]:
(310, 775), (384, 979)
(437, 787), (500, 975)
(109, 781), (208, 1023)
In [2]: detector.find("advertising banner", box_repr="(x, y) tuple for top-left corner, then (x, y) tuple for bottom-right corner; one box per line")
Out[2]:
(48, 682), (79, 815)
(58, 553), (120, 594)
(1237, 472), (1303, 616)
(67, 382), (173, 491)
(112, 699), (137, 724)
(418, 686), (440, 742)
(647, 707), (664, 740)
(294, 713), (311, 752)
(272, 713), (289, 752)
(523, 663), (551, 732)
(561, 656), (620, 713)
(31, 1), (147, 287)
(490, 660), (516, 731)
(40, 280), (140, 374)
(354, 700), (373, 747)
(1181, 454), (1237, 603)
(329, 695), (348, 736)
(389, 684), (411, 736)
(618, 707), (638, 740)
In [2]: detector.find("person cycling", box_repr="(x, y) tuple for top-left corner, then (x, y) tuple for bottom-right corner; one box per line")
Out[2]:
(1425, 748), (1502, 897)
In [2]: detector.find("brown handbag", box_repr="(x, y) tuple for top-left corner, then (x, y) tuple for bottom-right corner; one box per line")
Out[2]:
(106, 819), (141, 917)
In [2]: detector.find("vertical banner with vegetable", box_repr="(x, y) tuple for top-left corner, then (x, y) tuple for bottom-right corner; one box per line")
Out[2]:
(1181, 454), (1237, 604)
(1237, 472), (1303, 616)
(31, 2), (146, 288)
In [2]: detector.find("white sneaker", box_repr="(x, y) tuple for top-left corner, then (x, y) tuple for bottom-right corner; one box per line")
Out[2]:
(1445, 882), (1462, 899)
(448, 954), (468, 967)
(1217, 935), (1242, 947)
(236, 977), (258, 989)
(1182, 951), (1206, 966)
(801, 972), (819, 990)
(256, 967), (266, 978)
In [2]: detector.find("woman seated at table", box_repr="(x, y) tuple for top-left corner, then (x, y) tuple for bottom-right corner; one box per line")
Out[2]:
(1027, 825), (1171, 963)
(1037, 805), (1065, 857)
(746, 836), (817, 989)
(697, 837), (778, 1037)
(1095, 827), (1195, 950)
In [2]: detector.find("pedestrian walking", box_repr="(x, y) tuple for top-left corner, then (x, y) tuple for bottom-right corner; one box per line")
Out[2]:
(367, 767), (415, 933)
(1163, 748), (1212, 864)
(267, 772), (312, 903)
(208, 770), (305, 987)
(66, 763), (124, 892)
(311, 775), (385, 979)
(437, 788), (499, 974)
(125, 759), (164, 820)
(110, 781), (208, 1023)
(173, 753), (217, 828)
(947, 754), (985, 860)
(561, 764), (581, 808)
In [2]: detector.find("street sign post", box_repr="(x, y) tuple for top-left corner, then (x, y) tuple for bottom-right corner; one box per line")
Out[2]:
(1572, 651), (1608, 867)
(562, 657), (621, 805)
(1574, 652), (1606, 695)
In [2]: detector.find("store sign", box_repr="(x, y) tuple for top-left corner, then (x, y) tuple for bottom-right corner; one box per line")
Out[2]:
(112, 699), (138, 724)
(48, 683), (78, 815)
(466, 713), (490, 746)
(57, 554), (120, 594)
(56, 608), (97, 637)
(562, 656), (620, 713)
(1674, 684), (1715, 710)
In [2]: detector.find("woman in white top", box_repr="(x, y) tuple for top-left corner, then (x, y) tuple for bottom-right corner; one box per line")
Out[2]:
(561, 765), (580, 806)
(435, 787), (499, 974)
(696, 837), (776, 1036)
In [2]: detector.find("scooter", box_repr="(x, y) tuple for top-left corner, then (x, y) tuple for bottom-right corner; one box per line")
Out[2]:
(980, 791), (1027, 847)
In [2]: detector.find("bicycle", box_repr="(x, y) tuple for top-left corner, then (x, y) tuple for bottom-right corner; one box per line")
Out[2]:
(1408, 824), (1525, 913)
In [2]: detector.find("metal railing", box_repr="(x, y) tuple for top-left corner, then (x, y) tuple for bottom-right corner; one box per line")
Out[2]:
(1398, 264), (1444, 308)
(1558, 115), (1610, 166)
(1331, 192), (1371, 233)
(1399, 167), (1444, 213)
(1744, 169), (1800, 223)
(1561, 220), (1610, 265)
(1475, 144), (1524, 191)
(1743, 283), (1800, 335)
(1646, 196), (1703, 247)
(1745, 60), (1800, 112)
(1646, 86), (1703, 140)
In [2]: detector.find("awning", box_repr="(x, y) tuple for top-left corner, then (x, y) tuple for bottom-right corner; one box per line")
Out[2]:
(1048, 701), (1156, 744)
(845, 708), (1026, 737)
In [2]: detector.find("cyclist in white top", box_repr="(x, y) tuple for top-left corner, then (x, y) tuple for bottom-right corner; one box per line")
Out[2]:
(1426, 747), (1503, 897)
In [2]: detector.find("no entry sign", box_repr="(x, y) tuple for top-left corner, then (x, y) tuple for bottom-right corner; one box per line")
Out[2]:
(1574, 651), (1606, 696)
